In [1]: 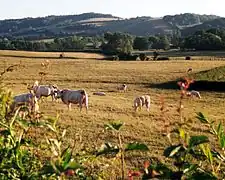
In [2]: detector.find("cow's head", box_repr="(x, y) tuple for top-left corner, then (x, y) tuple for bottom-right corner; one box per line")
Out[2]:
(53, 89), (62, 99)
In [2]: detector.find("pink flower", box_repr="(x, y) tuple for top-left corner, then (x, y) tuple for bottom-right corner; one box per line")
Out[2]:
(144, 161), (150, 169)
(65, 169), (75, 176)
(128, 170), (141, 180)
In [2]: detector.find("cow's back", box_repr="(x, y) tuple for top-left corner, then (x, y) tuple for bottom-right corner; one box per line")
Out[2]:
(37, 86), (52, 96)
(14, 93), (32, 103)
(61, 90), (81, 104)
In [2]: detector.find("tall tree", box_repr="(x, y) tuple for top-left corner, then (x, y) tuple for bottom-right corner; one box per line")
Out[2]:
(133, 36), (149, 50)
(101, 32), (133, 55)
(152, 35), (170, 50)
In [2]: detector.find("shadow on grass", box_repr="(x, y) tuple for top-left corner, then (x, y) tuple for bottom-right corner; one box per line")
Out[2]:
(148, 80), (225, 92)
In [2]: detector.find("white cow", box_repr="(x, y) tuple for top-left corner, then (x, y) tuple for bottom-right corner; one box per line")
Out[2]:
(133, 95), (151, 112)
(10, 93), (39, 114)
(57, 89), (88, 112)
(117, 84), (128, 92)
(186, 90), (201, 99)
(31, 81), (59, 101)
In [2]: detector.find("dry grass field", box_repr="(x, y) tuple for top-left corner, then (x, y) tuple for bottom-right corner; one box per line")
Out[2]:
(1, 51), (225, 178)
(0, 50), (105, 59)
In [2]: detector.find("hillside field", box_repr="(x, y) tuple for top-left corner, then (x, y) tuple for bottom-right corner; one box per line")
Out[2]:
(0, 51), (225, 178)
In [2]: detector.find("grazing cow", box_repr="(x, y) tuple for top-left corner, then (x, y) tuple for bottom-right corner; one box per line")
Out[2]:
(31, 81), (59, 101)
(10, 93), (39, 114)
(186, 90), (201, 99)
(133, 95), (151, 112)
(117, 84), (128, 92)
(57, 89), (88, 112)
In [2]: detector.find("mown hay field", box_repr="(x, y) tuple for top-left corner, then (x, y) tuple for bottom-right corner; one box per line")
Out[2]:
(1, 51), (225, 178)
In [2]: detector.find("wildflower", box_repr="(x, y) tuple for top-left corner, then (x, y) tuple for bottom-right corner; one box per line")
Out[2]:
(144, 160), (150, 174)
(65, 169), (75, 176)
(144, 160), (150, 169)
(178, 77), (194, 91)
(128, 170), (141, 180)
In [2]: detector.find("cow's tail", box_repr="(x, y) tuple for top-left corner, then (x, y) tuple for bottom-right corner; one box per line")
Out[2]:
(81, 90), (88, 112)
(84, 91), (88, 112)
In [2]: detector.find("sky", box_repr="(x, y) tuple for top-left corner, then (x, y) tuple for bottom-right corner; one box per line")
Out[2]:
(0, 0), (224, 20)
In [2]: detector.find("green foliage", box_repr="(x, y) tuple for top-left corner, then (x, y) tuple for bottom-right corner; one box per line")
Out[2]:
(100, 122), (149, 156)
(183, 31), (225, 50)
(182, 18), (225, 36)
(133, 36), (149, 50)
(163, 13), (220, 27)
(151, 35), (170, 50)
(97, 142), (149, 156)
(148, 35), (159, 45)
(125, 142), (149, 151)
(189, 135), (209, 148)
(196, 112), (211, 124)
(0, 90), (42, 179)
(101, 32), (133, 55)
(104, 121), (124, 131)
(96, 142), (119, 156)
(143, 112), (225, 179)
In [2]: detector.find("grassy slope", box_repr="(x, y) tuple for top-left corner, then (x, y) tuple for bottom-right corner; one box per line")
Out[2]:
(191, 65), (225, 81)
(1, 51), (225, 178)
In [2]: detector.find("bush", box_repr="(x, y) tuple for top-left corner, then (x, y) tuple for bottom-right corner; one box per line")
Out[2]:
(157, 56), (170, 60)
(118, 54), (138, 61)
(139, 53), (147, 61)
(153, 51), (159, 60)
(185, 56), (191, 60)
(59, 53), (65, 58)
(113, 55), (119, 61)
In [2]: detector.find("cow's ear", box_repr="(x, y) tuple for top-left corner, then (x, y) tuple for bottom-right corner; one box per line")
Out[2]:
(80, 90), (85, 95)
(53, 85), (58, 89)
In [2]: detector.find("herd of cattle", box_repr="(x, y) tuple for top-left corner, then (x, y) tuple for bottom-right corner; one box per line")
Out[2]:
(9, 80), (202, 117)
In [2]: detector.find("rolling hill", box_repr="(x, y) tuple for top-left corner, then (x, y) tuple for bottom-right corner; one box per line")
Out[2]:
(182, 18), (225, 36)
(0, 12), (223, 39)
(163, 13), (220, 28)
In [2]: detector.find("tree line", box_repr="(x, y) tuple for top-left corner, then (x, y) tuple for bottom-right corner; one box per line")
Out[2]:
(1, 28), (225, 54)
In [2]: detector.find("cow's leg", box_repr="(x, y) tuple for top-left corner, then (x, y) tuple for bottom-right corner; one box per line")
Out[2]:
(139, 101), (143, 111)
(40, 96), (44, 103)
(145, 102), (150, 112)
(79, 102), (83, 112)
(68, 103), (71, 111)
(139, 106), (142, 111)
(146, 103), (150, 112)
(51, 94), (56, 102)
(85, 105), (88, 113)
